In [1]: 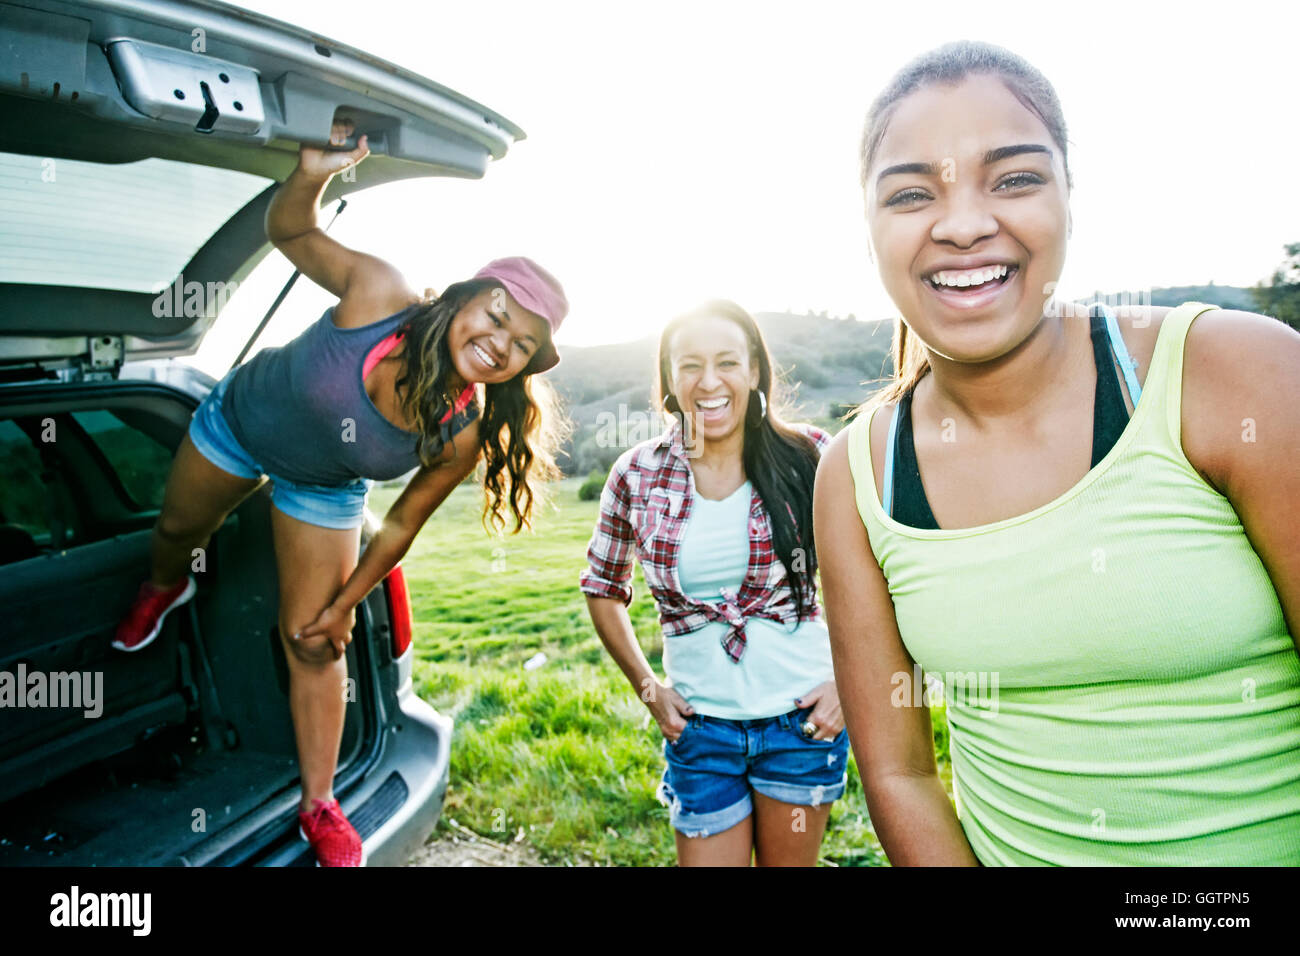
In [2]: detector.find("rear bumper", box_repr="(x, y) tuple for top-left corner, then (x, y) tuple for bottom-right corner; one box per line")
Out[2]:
(254, 647), (451, 867)
(362, 677), (453, 867)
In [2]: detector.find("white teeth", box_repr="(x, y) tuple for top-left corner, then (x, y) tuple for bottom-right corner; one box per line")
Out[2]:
(472, 342), (498, 368)
(697, 398), (729, 409)
(929, 264), (1010, 288)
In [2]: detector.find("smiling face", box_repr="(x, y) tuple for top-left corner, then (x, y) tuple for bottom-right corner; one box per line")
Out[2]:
(667, 315), (761, 445)
(446, 286), (550, 386)
(865, 73), (1072, 365)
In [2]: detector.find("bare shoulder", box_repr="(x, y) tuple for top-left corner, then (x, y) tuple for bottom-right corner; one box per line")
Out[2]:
(1107, 302), (1291, 396)
(1180, 308), (1300, 493)
(1182, 306), (1299, 355)
(814, 423), (871, 547)
(331, 254), (423, 330)
(817, 424), (852, 478)
(812, 405), (890, 509)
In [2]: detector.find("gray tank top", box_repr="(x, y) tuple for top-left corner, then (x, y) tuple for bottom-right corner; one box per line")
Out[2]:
(220, 304), (480, 485)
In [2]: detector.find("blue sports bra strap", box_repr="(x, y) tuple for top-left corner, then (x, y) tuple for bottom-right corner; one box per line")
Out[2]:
(1098, 301), (1142, 405)
(883, 400), (901, 516)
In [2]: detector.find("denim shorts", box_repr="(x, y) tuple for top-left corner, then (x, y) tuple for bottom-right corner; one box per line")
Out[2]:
(657, 706), (850, 838)
(187, 368), (373, 530)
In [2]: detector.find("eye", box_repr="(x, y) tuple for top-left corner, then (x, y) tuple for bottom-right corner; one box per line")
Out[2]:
(490, 314), (502, 327)
(516, 339), (529, 354)
(885, 188), (930, 207)
(719, 360), (738, 368)
(995, 172), (1044, 191)
(679, 363), (699, 372)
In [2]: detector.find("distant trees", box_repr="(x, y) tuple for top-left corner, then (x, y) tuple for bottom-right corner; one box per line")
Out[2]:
(578, 468), (608, 501)
(1250, 242), (1300, 332)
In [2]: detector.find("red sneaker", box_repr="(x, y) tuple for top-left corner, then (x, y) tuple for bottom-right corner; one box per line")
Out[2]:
(112, 575), (197, 653)
(298, 798), (365, 867)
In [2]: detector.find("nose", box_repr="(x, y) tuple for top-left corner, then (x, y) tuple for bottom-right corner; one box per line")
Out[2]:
(698, 363), (723, 391)
(489, 330), (510, 363)
(929, 184), (998, 249)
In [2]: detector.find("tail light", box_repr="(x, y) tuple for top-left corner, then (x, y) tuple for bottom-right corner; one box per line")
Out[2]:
(383, 564), (413, 658)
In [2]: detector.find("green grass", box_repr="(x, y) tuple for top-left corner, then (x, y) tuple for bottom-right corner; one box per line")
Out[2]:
(371, 476), (953, 866)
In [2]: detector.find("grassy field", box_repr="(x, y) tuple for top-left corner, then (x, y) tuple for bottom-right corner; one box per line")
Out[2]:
(369, 475), (953, 866)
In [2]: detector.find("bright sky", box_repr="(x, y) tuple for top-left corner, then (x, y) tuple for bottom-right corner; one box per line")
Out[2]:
(191, 0), (1300, 376)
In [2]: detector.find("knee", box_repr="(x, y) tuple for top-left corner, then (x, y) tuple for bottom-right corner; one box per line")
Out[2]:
(279, 621), (338, 667)
(155, 509), (215, 545)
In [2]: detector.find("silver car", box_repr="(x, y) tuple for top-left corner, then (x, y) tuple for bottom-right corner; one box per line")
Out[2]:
(0, 0), (523, 865)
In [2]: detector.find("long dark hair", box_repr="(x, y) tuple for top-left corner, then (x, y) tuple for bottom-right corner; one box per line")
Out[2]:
(852, 40), (1074, 421)
(393, 278), (569, 534)
(653, 300), (822, 622)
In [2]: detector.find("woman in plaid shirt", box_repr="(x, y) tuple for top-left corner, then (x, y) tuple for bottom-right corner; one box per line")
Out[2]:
(581, 300), (848, 866)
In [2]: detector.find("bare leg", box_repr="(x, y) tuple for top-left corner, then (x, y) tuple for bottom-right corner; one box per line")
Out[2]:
(751, 791), (832, 866)
(151, 432), (266, 587)
(269, 504), (360, 811)
(674, 813), (754, 867)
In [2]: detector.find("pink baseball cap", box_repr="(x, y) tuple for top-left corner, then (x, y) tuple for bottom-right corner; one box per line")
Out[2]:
(473, 256), (568, 373)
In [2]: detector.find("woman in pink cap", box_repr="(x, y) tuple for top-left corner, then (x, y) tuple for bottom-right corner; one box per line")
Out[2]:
(111, 121), (570, 866)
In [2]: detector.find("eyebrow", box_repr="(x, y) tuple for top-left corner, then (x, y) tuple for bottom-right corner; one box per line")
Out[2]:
(875, 143), (1052, 187)
(495, 308), (540, 347)
(677, 349), (741, 360)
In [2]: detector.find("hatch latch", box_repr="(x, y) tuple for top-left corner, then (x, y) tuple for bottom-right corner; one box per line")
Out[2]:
(105, 38), (264, 135)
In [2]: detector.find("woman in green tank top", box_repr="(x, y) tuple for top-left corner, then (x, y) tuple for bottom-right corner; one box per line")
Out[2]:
(814, 41), (1300, 865)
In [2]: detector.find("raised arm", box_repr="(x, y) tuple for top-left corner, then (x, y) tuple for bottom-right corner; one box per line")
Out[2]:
(813, 428), (980, 866)
(266, 120), (419, 326)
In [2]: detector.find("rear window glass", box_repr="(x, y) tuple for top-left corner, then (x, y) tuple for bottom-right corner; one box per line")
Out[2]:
(0, 152), (271, 293)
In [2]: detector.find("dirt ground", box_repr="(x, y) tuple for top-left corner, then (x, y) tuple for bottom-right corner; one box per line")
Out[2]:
(404, 820), (547, 867)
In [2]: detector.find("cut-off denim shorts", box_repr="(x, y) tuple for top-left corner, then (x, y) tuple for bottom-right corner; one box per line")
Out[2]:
(187, 368), (373, 530)
(657, 705), (850, 838)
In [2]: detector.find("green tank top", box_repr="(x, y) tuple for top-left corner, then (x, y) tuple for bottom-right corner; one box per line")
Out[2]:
(846, 302), (1300, 865)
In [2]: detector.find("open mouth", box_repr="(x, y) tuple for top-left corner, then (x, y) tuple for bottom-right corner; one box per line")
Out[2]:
(471, 341), (499, 370)
(924, 264), (1019, 307)
(694, 397), (730, 420)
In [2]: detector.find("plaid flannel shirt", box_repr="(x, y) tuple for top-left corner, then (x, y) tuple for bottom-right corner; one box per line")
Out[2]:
(578, 415), (832, 662)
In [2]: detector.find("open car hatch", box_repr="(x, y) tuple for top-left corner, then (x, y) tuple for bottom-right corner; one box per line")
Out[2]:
(0, 0), (525, 379)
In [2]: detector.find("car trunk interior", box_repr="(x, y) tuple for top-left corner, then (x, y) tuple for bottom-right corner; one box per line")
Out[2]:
(0, 379), (375, 865)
